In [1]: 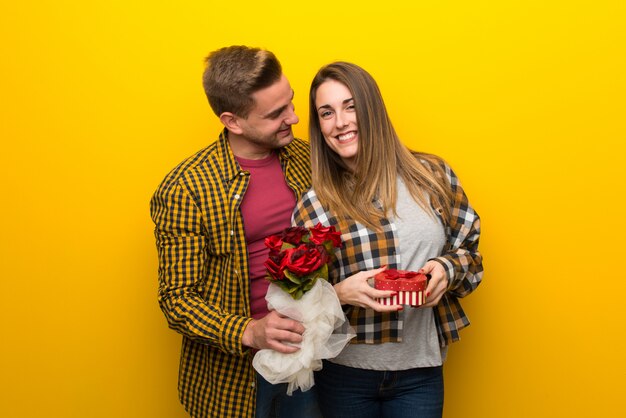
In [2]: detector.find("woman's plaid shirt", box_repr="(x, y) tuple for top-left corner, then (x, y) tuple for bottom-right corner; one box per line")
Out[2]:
(150, 130), (311, 418)
(292, 160), (482, 346)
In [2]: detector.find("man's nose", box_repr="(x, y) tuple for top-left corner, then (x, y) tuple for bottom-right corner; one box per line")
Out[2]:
(285, 106), (299, 125)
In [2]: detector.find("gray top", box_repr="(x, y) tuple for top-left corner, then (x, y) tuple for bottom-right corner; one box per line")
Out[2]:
(330, 178), (447, 370)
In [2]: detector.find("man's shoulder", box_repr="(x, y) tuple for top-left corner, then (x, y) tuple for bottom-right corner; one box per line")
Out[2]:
(286, 137), (310, 159)
(154, 139), (222, 192)
(289, 137), (310, 148)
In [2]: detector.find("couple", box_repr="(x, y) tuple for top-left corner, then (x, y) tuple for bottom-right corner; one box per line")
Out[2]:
(150, 45), (483, 418)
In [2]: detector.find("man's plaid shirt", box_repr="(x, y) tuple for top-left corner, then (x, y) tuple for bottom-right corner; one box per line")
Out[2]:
(292, 159), (482, 346)
(151, 130), (311, 418)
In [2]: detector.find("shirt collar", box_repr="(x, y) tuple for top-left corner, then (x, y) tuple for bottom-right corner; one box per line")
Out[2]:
(216, 129), (241, 183)
(217, 128), (292, 183)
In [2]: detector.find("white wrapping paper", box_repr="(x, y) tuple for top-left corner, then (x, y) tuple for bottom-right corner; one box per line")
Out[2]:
(252, 279), (354, 395)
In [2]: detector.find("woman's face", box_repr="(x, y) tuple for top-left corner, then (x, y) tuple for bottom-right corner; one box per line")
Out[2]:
(315, 79), (359, 170)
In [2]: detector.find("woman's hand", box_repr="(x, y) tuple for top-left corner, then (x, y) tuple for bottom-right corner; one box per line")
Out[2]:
(333, 266), (402, 312)
(420, 260), (448, 308)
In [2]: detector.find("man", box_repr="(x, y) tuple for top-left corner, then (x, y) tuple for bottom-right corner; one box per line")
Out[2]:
(150, 46), (318, 417)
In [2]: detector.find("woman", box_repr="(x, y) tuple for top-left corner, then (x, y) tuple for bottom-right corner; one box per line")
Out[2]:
(292, 62), (483, 418)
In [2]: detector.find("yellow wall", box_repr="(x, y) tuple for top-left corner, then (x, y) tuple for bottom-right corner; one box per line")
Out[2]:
(1, 1), (624, 417)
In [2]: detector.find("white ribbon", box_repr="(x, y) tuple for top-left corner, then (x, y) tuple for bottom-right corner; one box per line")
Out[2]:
(252, 279), (354, 395)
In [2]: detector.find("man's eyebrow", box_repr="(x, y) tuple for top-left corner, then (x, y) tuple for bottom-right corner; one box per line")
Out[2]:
(263, 90), (295, 119)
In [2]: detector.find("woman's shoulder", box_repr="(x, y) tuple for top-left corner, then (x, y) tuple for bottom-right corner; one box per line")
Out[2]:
(295, 187), (321, 211)
(409, 151), (453, 177)
(294, 187), (331, 225)
(410, 151), (448, 169)
(409, 151), (463, 190)
(299, 187), (320, 203)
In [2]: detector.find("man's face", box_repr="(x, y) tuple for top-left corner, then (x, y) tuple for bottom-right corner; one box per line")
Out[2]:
(236, 74), (299, 151)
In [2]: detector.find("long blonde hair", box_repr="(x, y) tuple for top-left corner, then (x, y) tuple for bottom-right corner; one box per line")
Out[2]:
(308, 62), (454, 229)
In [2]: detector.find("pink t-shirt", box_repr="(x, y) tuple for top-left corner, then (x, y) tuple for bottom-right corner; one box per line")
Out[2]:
(235, 153), (296, 320)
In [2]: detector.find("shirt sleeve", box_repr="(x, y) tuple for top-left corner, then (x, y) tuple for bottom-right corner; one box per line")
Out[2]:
(430, 164), (483, 298)
(150, 179), (251, 356)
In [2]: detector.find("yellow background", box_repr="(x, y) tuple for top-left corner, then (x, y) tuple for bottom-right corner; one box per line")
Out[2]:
(1, 1), (624, 417)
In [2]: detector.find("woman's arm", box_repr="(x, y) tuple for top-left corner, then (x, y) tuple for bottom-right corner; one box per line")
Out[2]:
(429, 163), (483, 299)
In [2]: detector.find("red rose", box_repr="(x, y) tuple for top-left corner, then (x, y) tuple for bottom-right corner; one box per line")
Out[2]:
(264, 253), (286, 280)
(264, 234), (284, 255)
(309, 223), (342, 248)
(263, 225), (343, 299)
(281, 243), (329, 276)
(281, 226), (310, 246)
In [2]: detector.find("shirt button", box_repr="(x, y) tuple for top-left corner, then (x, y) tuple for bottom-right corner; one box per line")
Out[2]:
(234, 194), (240, 200)
(230, 230), (234, 236)
(250, 382), (255, 388)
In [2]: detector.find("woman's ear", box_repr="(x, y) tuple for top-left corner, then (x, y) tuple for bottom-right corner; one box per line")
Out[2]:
(219, 112), (243, 134)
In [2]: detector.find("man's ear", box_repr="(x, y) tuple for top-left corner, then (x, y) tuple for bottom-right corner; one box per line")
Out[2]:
(219, 112), (243, 135)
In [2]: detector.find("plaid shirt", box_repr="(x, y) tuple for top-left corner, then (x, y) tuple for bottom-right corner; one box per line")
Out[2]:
(292, 159), (482, 346)
(150, 130), (311, 418)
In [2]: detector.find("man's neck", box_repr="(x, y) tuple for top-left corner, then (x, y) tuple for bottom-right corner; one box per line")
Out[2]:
(227, 131), (273, 160)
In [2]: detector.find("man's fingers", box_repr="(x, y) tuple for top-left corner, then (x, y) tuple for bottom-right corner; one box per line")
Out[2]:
(268, 328), (303, 344)
(263, 324), (305, 354)
(266, 311), (305, 335)
(268, 340), (302, 354)
(245, 311), (307, 352)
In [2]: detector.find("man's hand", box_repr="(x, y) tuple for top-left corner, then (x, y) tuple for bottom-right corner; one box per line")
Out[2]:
(242, 311), (305, 353)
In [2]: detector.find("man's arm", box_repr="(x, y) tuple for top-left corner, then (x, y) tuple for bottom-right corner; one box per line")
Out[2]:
(151, 178), (305, 354)
(151, 179), (251, 355)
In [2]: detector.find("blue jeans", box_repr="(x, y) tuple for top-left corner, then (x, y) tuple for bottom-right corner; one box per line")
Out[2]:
(314, 361), (444, 418)
(255, 372), (322, 418)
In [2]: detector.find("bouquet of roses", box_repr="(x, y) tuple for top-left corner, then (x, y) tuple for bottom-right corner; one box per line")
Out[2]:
(253, 223), (355, 395)
(263, 224), (342, 300)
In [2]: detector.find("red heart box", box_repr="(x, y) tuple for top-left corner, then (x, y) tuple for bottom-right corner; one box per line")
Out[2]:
(374, 269), (428, 306)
